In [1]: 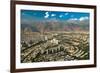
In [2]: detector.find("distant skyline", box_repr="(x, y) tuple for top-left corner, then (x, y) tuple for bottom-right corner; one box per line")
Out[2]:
(21, 10), (90, 23)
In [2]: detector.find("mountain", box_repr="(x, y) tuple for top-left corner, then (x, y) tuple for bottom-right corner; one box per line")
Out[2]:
(21, 19), (89, 32)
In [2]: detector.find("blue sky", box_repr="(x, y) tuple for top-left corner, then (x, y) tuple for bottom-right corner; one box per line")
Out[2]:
(21, 10), (90, 21)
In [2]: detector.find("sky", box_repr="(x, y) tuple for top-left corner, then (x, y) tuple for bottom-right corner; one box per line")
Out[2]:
(21, 10), (90, 22)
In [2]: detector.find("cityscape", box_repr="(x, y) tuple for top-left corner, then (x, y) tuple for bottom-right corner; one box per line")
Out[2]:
(21, 10), (90, 63)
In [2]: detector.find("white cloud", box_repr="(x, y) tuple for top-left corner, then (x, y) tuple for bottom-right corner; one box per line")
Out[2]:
(51, 14), (56, 17)
(69, 18), (78, 21)
(44, 12), (49, 18)
(69, 17), (89, 21)
(79, 16), (89, 21)
(59, 15), (63, 18)
(65, 13), (69, 15)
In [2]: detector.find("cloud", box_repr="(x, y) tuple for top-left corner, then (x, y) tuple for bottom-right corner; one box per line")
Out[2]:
(59, 15), (63, 18)
(51, 14), (56, 17)
(69, 18), (78, 21)
(68, 16), (89, 21)
(44, 12), (49, 18)
(79, 16), (89, 21)
(65, 13), (69, 15)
